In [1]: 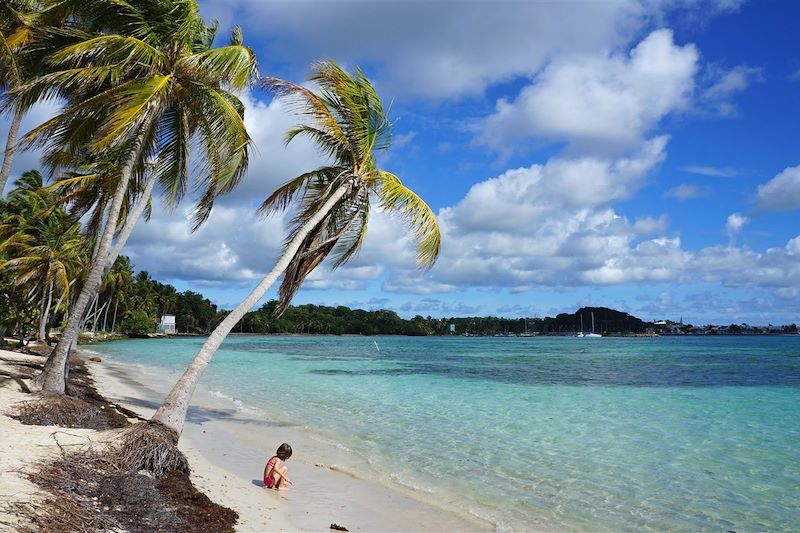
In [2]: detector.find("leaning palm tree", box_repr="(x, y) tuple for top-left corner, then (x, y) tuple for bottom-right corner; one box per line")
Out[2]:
(9, 0), (257, 393)
(146, 61), (440, 449)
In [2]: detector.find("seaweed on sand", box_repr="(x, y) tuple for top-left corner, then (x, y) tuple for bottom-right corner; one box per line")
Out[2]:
(9, 356), (130, 429)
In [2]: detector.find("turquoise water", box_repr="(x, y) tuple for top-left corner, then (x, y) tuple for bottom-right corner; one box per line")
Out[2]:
(91, 335), (800, 531)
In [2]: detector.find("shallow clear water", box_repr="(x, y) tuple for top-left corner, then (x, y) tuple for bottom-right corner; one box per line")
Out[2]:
(90, 335), (800, 531)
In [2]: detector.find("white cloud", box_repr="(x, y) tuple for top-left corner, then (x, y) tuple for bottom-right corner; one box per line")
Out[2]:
(786, 236), (800, 256)
(392, 131), (417, 149)
(209, 92), (326, 207)
(478, 30), (698, 154)
(754, 165), (800, 213)
(699, 64), (763, 116)
(633, 215), (669, 235)
(202, 0), (651, 100)
(123, 203), (285, 283)
(664, 183), (710, 199)
(725, 212), (749, 241)
(446, 136), (668, 237)
(679, 165), (739, 177)
(381, 140), (676, 292)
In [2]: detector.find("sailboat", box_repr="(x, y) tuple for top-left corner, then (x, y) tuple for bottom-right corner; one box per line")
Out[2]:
(585, 312), (602, 338)
(519, 318), (533, 337)
(576, 315), (585, 337)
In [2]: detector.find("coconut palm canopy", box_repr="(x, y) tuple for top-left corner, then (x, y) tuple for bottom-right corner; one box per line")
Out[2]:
(261, 61), (441, 314)
(9, 0), (257, 224)
(3, 0), (260, 393)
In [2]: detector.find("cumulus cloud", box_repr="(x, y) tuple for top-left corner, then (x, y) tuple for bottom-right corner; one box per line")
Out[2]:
(446, 136), (668, 237)
(377, 138), (677, 292)
(478, 30), (698, 154)
(123, 203), (286, 283)
(201, 0), (651, 100)
(725, 212), (749, 243)
(633, 215), (669, 235)
(209, 92), (326, 207)
(754, 165), (800, 213)
(664, 183), (710, 199)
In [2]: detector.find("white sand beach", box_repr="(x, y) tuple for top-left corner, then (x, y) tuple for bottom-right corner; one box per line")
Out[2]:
(0, 348), (488, 532)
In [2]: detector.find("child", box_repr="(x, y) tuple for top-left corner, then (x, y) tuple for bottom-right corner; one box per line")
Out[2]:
(263, 443), (292, 490)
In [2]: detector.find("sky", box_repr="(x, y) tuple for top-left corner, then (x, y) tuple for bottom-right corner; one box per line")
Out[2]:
(2, 0), (800, 325)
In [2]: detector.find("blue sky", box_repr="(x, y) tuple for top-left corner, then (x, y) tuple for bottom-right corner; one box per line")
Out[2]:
(3, 0), (800, 325)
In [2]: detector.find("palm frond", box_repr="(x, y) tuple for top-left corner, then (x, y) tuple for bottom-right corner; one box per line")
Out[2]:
(177, 43), (257, 90)
(153, 103), (190, 207)
(258, 167), (342, 216)
(93, 74), (172, 150)
(48, 34), (165, 71)
(261, 75), (350, 157)
(373, 171), (440, 268)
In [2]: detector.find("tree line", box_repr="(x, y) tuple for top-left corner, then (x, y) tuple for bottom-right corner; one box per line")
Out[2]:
(0, 173), (220, 341)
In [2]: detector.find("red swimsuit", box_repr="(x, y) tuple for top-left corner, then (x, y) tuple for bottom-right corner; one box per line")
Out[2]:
(263, 456), (278, 488)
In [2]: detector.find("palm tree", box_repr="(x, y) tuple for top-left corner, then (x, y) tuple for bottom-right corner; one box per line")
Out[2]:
(149, 61), (441, 440)
(9, 0), (257, 393)
(0, 170), (86, 342)
(100, 255), (133, 332)
(0, 0), (37, 195)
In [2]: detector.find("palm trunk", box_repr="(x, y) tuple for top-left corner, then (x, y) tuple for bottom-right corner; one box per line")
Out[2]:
(0, 107), (23, 197)
(102, 288), (114, 332)
(92, 298), (108, 334)
(151, 183), (350, 436)
(112, 299), (119, 333)
(37, 122), (152, 393)
(82, 293), (99, 332)
(38, 281), (54, 343)
(50, 278), (75, 332)
(106, 172), (157, 270)
(14, 297), (26, 347)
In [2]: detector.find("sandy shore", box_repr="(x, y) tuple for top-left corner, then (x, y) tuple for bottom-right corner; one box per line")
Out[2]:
(0, 350), (102, 530)
(88, 353), (490, 532)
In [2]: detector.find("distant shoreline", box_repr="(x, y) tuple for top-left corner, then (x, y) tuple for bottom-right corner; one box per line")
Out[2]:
(76, 331), (800, 345)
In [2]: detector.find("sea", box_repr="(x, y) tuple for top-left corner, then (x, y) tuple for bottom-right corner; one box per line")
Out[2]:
(88, 335), (800, 532)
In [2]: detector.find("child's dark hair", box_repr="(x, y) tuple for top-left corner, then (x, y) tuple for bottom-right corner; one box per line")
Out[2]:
(276, 443), (292, 460)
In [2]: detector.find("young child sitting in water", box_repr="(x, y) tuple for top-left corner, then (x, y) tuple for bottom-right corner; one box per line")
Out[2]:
(263, 443), (292, 490)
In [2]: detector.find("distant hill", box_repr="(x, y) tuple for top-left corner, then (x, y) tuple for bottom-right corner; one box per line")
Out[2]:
(540, 307), (651, 334)
(234, 302), (652, 336)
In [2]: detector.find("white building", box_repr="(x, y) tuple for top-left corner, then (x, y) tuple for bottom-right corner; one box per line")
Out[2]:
(157, 314), (176, 335)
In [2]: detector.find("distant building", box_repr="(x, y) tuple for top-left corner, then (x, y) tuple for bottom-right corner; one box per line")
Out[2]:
(157, 314), (176, 334)
(449, 323), (456, 334)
